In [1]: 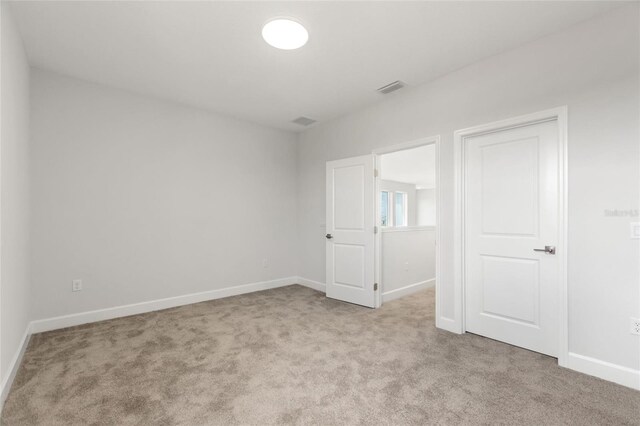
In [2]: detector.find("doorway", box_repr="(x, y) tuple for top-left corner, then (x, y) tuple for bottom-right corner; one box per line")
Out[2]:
(324, 136), (440, 309)
(373, 136), (441, 308)
(374, 139), (440, 307)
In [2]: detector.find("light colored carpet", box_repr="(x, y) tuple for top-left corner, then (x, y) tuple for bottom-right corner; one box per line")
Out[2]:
(2, 285), (639, 425)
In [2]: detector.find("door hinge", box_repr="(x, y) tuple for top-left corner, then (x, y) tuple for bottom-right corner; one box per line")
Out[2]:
(374, 283), (378, 291)
(374, 169), (379, 178)
(374, 226), (378, 234)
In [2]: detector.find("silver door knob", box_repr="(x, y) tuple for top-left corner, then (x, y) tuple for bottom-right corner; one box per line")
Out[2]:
(326, 234), (333, 239)
(533, 245), (555, 255)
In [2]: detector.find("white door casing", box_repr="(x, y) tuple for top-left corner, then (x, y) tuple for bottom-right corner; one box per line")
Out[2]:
(326, 154), (376, 307)
(463, 117), (562, 357)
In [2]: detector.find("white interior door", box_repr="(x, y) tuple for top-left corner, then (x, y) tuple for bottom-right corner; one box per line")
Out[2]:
(464, 120), (559, 357)
(326, 154), (375, 308)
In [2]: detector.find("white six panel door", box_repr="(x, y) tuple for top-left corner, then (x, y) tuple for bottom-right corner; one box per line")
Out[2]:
(326, 155), (375, 308)
(465, 120), (559, 357)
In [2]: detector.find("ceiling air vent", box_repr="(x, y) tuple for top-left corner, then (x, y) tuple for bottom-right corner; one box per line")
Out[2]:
(377, 80), (406, 95)
(292, 116), (317, 126)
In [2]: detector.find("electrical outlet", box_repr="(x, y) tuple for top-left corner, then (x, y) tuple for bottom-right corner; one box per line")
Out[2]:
(262, 259), (269, 269)
(72, 279), (82, 292)
(404, 261), (409, 272)
(631, 317), (640, 336)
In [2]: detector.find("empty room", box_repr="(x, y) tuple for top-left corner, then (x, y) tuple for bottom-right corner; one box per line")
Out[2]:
(1, 1), (639, 424)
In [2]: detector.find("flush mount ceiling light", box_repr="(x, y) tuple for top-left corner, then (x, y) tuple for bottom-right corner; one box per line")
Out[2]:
(262, 19), (308, 50)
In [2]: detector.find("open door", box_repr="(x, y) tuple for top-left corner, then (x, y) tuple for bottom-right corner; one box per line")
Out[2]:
(326, 154), (376, 308)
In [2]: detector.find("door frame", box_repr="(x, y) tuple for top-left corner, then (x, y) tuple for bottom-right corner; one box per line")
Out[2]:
(452, 106), (568, 367)
(372, 135), (441, 309)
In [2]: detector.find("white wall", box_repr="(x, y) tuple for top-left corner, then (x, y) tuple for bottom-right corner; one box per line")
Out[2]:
(416, 188), (436, 226)
(0, 3), (31, 391)
(30, 69), (298, 320)
(380, 179), (416, 226)
(381, 228), (435, 296)
(297, 5), (639, 377)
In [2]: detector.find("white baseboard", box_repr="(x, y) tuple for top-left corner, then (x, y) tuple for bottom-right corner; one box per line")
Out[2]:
(30, 276), (298, 333)
(566, 352), (640, 390)
(1, 323), (31, 409)
(296, 277), (326, 293)
(382, 278), (435, 303)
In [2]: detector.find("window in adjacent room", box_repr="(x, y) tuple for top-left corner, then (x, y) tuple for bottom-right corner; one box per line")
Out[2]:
(381, 191), (390, 226)
(395, 191), (407, 227)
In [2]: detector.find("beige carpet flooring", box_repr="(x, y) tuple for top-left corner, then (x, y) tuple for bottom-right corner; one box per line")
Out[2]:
(2, 285), (639, 425)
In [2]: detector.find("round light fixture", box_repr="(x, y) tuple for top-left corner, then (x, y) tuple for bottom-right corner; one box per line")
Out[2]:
(262, 19), (308, 50)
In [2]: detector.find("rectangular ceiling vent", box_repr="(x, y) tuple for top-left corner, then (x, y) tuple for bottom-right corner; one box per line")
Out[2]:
(377, 80), (406, 95)
(292, 116), (317, 126)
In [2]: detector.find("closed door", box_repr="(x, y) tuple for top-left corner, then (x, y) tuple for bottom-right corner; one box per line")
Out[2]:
(464, 120), (559, 357)
(326, 154), (375, 308)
